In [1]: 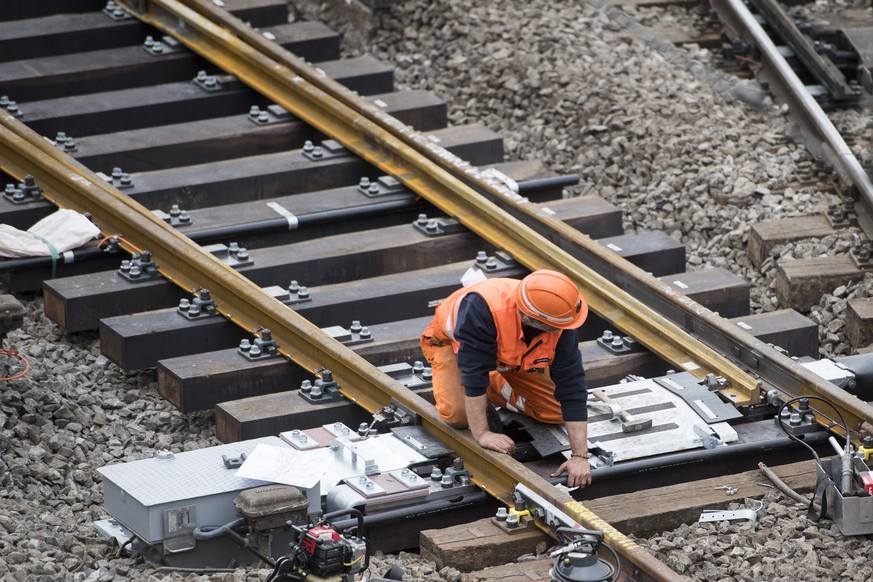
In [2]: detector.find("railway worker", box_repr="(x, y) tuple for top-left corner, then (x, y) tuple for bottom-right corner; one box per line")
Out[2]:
(420, 269), (592, 488)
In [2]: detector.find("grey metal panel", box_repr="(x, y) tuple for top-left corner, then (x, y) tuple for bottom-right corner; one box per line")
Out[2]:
(99, 437), (281, 543)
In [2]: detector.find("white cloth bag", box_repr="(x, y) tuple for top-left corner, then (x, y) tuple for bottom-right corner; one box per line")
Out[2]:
(0, 209), (100, 258)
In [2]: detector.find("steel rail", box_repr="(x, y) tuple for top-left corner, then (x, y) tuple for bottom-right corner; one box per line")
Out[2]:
(703, 0), (873, 435)
(0, 113), (681, 582)
(712, 0), (873, 228)
(118, 0), (873, 433)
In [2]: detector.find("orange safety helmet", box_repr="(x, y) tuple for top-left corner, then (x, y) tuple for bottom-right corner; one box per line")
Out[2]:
(515, 270), (588, 330)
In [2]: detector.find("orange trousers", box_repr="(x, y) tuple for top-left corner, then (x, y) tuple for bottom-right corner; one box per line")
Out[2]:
(420, 328), (563, 427)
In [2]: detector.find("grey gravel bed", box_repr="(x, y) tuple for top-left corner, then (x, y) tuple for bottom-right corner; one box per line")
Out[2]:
(2, 0), (873, 580)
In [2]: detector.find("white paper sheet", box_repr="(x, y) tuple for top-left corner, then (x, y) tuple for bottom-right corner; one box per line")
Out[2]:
(235, 443), (331, 489)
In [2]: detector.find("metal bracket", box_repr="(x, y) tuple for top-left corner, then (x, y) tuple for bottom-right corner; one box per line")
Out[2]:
(515, 483), (585, 532)
(330, 438), (379, 475)
(693, 424), (723, 449)
(444, 458), (471, 485)
(153, 205), (192, 227)
(238, 329), (280, 360)
(118, 252), (161, 283)
(390, 468), (428, 489)
(302, 139), (347, 161)
(221, 453), (247, 469)
(192, 72), (236, 93)
(377, 361), (432, 391)
(163, 505), (197, 553)
(492, 509), (538, 535)
(3, 175), (43, 204)
(775, 400), (820, 436)
(97, 167), (133, 189)
(262, 283), (312, 306)
(699, 500), (762, 524)
(596, 330), (641, 355)
(472, 250), (516, 273)
(583, 443), (615, 468)
(103, 1), (132, 20)
(246, 104), (289, 126)
(346, 475), (388, 497)
(826, 200), (857, 228)
(178, 289), (218, 320)
(143, 35), (182, 56)
(202, 243), (253, 269)
(358, 175), (407, 198)
(299, 370), (343, 403)
(191, 70), (222, 92)
(323, 422), (363, 441)
(413, 214), (464, 237)
(850, 241), (873, 269)
(53, 132), (78, 153)
(281, 429), (321, 450)
(323, 321), (374, 346)
(0, 96), (22, 119)
(371, 400), (418, 432)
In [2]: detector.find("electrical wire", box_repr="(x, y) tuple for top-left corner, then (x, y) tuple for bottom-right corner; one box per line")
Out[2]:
(758, 462), (808, 505)
(776, 395), (853, 522)
(0, 348), (30, 380)
(603, 540), (622, 582)
(775, 395), (851, 472)
(98, 234), (143, 255)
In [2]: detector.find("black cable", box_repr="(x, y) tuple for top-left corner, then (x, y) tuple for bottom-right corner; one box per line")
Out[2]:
(775, 395), (851, 472)
(116, 536), (135, 558)
(602, 541), (622, 582)
(776, 395), (854, 522)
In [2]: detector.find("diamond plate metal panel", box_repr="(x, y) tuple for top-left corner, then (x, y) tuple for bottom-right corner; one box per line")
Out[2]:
(99, 437), (282, 543)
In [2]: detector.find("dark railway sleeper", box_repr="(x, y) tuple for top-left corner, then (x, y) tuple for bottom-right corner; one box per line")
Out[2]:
(71, 90), (447, 172)
(2, 1), (112, 21)
(747, 214), (842, 268)
(0, 22), (340, 102)
(0, 0), (290, 62)
(775, 254), (864, 312)
(12, 20), (338, 136)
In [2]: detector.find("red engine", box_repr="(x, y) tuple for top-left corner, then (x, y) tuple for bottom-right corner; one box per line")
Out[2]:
(266, 509), (370, 582)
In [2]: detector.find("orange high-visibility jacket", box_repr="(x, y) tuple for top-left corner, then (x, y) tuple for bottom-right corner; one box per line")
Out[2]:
(432, 278), (562, 372)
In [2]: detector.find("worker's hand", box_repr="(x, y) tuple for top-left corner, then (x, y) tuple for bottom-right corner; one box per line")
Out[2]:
(476, 431), (516, 454)
(551, 456), (592, 488)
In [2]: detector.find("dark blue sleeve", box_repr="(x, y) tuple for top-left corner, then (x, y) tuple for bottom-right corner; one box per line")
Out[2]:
(550, 328), (589, 421)
(454, 293), (497, 397)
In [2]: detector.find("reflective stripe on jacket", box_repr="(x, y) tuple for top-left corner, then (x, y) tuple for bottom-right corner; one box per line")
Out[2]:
(432, 278), (561, 372)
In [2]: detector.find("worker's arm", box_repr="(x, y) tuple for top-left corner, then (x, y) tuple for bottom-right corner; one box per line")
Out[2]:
(454, 295), (517, 454)
(551, 420), (592, 487)
(466, 394), (515, 454)
(549, 329), (591, 487)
